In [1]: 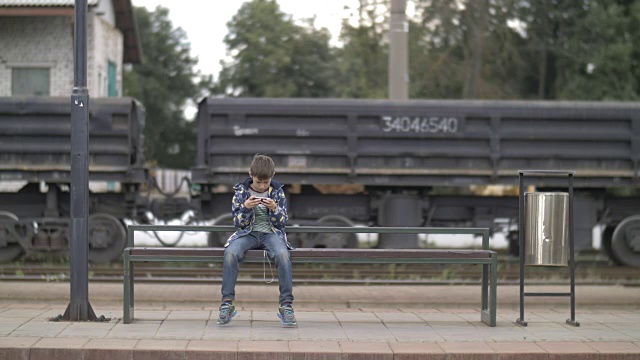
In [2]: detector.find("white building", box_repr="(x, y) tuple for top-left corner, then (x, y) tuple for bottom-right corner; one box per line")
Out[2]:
(0, 0), (141, 97)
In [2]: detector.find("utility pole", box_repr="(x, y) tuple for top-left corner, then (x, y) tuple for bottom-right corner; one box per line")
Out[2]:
(61, 0), (98, 321)
(389, 0), (409, 100)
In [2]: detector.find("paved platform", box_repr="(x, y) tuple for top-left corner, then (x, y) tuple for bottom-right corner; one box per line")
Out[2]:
(0, 282), (639, 359)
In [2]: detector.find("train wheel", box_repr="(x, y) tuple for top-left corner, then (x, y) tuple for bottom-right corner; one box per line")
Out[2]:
(303, 215), (358, 248)
(88, 213), (126, 264)
(611, 215), (640, 267)
(207, 214), (234, 247)
(601, 225), (622, 265)
(0, 211), (26, 263)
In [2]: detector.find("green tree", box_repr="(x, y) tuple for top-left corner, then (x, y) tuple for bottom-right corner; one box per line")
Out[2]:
(555, 1), (638, 100)
(214, 0), (336, 97)
(333, 0), (388, 98)
(123, 6), (207, 168)
(413, 0), (525, 99)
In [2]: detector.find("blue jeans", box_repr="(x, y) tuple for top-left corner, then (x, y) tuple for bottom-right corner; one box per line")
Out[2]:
(221, 231), (294, 305)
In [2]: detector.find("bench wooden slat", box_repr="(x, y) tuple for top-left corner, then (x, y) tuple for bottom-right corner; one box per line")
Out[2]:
(128, 247), (493, 259)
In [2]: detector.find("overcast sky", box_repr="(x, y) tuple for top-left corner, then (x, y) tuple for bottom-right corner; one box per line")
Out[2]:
(131, 0), (359, 79)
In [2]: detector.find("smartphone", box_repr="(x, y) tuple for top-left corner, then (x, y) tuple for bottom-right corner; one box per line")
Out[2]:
(253, 196), (269, 201)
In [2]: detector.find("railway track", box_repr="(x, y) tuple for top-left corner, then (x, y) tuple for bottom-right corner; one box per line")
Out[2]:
(1, 255), (639, 285)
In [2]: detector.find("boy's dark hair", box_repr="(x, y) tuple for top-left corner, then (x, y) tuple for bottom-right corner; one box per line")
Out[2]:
(249, 154), (275, 180)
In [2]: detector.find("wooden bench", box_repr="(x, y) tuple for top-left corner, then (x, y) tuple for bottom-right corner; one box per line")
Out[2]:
(123, 225), (497, 326)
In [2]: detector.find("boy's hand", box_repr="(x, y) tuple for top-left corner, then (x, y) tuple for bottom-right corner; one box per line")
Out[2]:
(260, 198), (277, 211)
(244, 196), (262, 209)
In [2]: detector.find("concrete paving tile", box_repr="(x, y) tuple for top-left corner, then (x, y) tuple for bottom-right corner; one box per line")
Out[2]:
(0, 321), (23, 335)
(33, 337), (89, 348)
(0, 317), (32, 324)
(156, 320), (206, 340)
(523, 329), (589, 342)
(435, 328), (496, 342)
(477, 327), (537, 342)
(572, 329), (635, 341)
(404, 308), (443, 314)
(537, 341), (599, 354)
(330, 308), (363, 313)
(512, 314), (556, 323)
(576, 313), (629, 322)
(84, 338), (139, 349)
(251, 311), (277, 322)
(339, 341), (393, 360)
(439, 341), (495, 359)
(32, 309), (65, 320)
(58, 322), (116, 338)
(166, 311), (211, 321)
(289, 340), (341, 360)
(9, 320), (69, 337)
(359, 308), (402, 313)
(604, 322), (640, 330)
(416, 313), (465, 322)
(202, 319), (252, 341)
(456, 313), (489, 322)
(614, 313), (640, 321)
(294, 311), (338, 323)
(438, 308), (479, 314)
(135, 310), (170, 321)
(374, 312), (425, 323)
(388, 342), (445, 360)
(136, 305), (169, 311)
(342, 323), (394, 341)
(107, 322), (161, 339)
(424, 320), (472, 329)
(297, 323), (349, 341)
(251, 322), (300, 341)
(334, 312), (381, 323)
(586, 341), (640, 354)
(238, 340), (289, 360)
(384, 323), (444, 342)
(0, 308), (48, 319)
(618, 330), (640, 340)
(522, 322), (568, 330)
(6, 304), (49, 309)
(0, 336), (40, 347)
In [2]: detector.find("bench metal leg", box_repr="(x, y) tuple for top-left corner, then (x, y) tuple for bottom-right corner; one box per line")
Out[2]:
(123, 252), (134, 324)
(481, 263), (488, 311)
(481, 254), (497, 327)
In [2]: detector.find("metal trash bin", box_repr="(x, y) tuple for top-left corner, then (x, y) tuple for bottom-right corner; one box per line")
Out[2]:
(524, 192), (569, 266)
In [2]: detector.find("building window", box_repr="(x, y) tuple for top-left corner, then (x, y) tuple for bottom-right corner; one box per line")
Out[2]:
(107, 61), (117, 97)
(11, 68), (50, 96)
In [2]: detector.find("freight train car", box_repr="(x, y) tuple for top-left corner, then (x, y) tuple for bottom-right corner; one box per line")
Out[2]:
(0, 97), (147, 263)
(192, 97), (640, 267)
